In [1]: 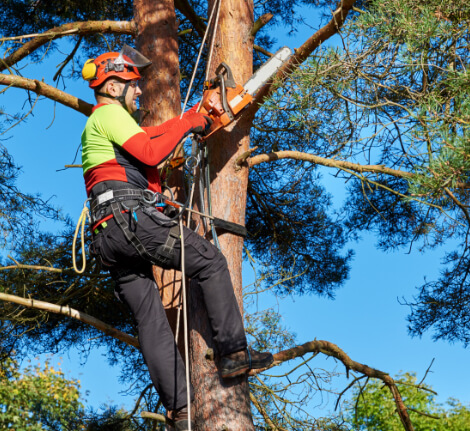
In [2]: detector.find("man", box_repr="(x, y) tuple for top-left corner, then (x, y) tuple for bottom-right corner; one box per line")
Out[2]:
(81, 45), (273, 430)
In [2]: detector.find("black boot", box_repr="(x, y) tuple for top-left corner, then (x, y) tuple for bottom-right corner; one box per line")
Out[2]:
(169, 405), (194, 431)
(220, 347), (274, 378)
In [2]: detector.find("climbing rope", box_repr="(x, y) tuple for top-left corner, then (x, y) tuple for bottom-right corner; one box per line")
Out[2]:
(173, 141), (201, 431)
(181, 0), (222, 115)
(176, 1), (223, 421)
(72, 200), (90, 274)
(179, 216), (192, 430)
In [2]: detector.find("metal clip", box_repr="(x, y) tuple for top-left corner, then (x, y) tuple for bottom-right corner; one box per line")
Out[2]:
(185, 155), (200, 170)
(141, 189), (157, 206)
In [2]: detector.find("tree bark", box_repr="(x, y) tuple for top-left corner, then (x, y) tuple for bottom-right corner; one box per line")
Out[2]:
(189, 0), (255, 429)
(133, 0), (186, 350)
(134, 0), (182, 124)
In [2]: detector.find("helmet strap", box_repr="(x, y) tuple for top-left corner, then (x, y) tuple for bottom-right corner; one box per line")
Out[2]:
(116, 81), (132, 112)
(96, 81), (132, 113)
(96, 91), (115, 100)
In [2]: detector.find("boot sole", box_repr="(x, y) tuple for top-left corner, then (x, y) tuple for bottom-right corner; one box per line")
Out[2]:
(220, 364), (250, 378)
(221, 357), (274, 378)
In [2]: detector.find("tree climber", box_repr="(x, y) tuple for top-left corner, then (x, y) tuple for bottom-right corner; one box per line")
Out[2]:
(80, 45), (273, 430)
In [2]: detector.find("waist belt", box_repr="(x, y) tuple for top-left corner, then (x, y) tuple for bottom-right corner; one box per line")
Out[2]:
(90, 185), (248, 238)
(90, 187), (180, 269)
(90, 188), (163, 225)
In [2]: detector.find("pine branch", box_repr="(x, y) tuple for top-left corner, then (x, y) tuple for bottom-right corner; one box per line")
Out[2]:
(246, 0), (357, 119)
(241, 150), (470, 191)
(250, 13), (274, 38)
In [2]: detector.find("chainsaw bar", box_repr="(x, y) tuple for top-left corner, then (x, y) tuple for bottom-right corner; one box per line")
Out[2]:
(243, 46), (293, 96)
(198, 46), (292, 139)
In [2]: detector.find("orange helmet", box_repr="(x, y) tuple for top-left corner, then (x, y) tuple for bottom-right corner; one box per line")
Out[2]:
(82, 52), (141, 88)
(82, 45), (151, 88)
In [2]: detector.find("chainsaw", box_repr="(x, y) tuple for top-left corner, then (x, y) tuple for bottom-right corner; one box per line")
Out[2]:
(198, 46), (292, 139)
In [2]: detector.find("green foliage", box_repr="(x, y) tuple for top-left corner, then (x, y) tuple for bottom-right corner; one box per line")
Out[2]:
(253, 0), (470, 343)
(345, 372), (470, 430)
(0, 356), (84, 430)
(0, 355), (159, 430)
(84, 406), (150, 431)
(245, 165), (353, 297)
(406, 247), (470, 346)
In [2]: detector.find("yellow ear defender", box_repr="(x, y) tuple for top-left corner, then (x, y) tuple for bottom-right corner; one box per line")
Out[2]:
(81, 59), (97, 81)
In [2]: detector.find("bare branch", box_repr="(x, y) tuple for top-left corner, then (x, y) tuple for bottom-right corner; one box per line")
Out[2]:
(0, 292), (139, 348)
(127, 384), (153, 419)
(254, 44), (275, 57)
(174, 0), (206, 38)
(241, 150), (470, 193)
(262, 340), (415, 431)
(444, 187), (470, 224)
(241, 149), (413, 179)
(140, 411), (167, 423)
(53, 36), (83, 82)
(0, 20), (136, 72)
(0, 73), (92, 116)
(250, 392), (287, 431)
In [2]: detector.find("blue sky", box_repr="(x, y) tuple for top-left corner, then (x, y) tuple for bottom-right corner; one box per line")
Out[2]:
(2, 7), (469, 420)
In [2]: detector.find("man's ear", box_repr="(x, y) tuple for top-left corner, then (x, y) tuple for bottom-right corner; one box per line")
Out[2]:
(104, 81), (115, 96)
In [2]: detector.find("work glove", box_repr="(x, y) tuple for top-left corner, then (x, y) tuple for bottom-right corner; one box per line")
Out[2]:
(185, 112), (213, 136)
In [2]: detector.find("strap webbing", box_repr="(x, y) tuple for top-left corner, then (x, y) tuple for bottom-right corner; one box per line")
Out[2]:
(110, 202), (180, 267)
(111, 202), (155, 263)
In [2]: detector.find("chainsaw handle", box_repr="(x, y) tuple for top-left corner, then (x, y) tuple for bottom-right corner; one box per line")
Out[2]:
(218, 73), (235, 122)
(214, 62), (236, 88)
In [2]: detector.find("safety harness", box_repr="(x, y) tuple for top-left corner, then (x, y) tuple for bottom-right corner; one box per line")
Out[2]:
(89, 183), (184, 269)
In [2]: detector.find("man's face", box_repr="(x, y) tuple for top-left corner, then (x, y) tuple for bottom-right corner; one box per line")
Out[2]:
(123, 80), (142, 113)
(106, 79), (142, 113)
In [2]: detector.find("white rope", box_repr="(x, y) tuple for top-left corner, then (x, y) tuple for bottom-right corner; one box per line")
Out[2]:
(204, 0), (222, 82)
(175, 2), (224, 427)
(179, 216), (192, 431)
(181, 0), (222, 116)
(72, 200), (90, 274)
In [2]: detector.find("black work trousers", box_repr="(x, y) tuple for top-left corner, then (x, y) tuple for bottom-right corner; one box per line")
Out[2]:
(91, 205), (247, 411)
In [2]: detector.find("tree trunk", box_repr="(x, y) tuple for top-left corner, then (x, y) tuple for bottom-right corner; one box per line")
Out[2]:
(134, 0), (185, 349)
(134, 0), (255, 428)
(189, 0), (255, 429)
(134, 0), (181, 123)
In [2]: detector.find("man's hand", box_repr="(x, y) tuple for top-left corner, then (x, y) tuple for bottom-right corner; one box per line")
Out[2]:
(185, 112), (213, 136)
